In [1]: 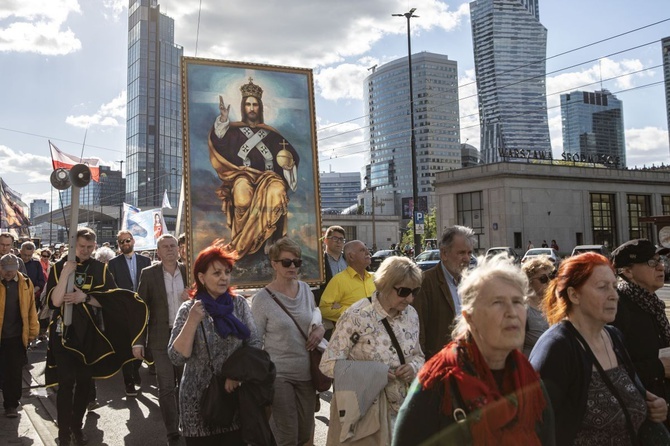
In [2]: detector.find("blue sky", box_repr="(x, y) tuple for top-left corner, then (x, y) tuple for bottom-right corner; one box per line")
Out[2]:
(0, 0), (669, 210)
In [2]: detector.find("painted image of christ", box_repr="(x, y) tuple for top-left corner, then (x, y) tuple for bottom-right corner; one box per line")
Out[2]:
(208, 78), (300, 256)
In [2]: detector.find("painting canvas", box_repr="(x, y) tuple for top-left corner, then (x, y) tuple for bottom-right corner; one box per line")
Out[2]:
(182, 57), (323, 288)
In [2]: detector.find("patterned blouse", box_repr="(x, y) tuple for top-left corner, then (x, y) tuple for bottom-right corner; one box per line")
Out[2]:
(320, 291), (425, 414)
(168, 296), (262, 438)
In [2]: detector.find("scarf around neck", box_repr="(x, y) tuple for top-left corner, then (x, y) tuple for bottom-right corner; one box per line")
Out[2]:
(418, 338), (546, 445)
(197, 290), (250, 340)
(618, 278), (670, 346)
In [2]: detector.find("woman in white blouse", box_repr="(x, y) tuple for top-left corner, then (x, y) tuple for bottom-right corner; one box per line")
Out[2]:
(320, 256), (425, 445)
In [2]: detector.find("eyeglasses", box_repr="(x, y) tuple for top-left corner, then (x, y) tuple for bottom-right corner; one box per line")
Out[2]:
(118, 238), (133, 245)
(393, 286), (421, 298)
(327, 236), (346, 243)
(646, 258), (666, 268)
(533, 272), (556, 284)
(41, 254), (50, 258)
(275, 258), (303, 268)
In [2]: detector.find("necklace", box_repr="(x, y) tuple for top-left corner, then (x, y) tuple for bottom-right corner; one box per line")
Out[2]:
(601, 330), (615, 369)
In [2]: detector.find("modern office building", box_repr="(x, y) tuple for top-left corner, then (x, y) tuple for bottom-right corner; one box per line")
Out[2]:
(319, 171), (361, 213)
(461, 143), (481, 167)
(30, 199), (49, 220)
(364, 52), (461, 212)
(470, 0), (551, 163)
(561, 89), (626, 168)
(125, 0), (183, 208)
(663, 37), (670, 153)
(58, 165), (124, 209)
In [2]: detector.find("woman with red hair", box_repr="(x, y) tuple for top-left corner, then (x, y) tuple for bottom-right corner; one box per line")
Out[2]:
(168, 242), (262, 445)
(530, 252), (667, 445)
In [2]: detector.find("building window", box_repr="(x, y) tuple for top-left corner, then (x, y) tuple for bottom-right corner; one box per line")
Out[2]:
(457, 192), (484, 248)
(590, 193), (617, 248)
(627, 194), (652, 240)
(663, 196), (670, 215)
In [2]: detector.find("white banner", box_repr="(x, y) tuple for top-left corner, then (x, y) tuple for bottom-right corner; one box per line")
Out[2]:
(122, 204), (166, 251)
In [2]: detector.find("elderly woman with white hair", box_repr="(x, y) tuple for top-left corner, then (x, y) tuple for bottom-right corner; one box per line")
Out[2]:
(320, 255), (425, 445)
(393, 255), (554, 446)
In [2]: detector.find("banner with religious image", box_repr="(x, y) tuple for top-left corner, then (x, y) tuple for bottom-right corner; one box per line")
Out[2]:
(181, 57), (323, 287)
(0, 177), (31, 236)
(122, 204), (166, 251)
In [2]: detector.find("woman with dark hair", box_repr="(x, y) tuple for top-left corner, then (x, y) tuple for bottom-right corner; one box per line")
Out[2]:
(530, 252), (667, 445)
(394, 255), (552, 446)
(611, 239), (670, 428)
(168, 242), (262, 445)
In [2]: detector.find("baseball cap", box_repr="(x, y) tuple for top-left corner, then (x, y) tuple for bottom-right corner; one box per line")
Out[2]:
(611, 239), (670, 268)
(0, 253), (20, 272)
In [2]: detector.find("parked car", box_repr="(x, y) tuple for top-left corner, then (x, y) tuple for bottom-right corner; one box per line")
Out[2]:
(522, 248), (561, 265)
(414, 249), (440, 271)
(485, 247), (520, 264)
(571, 244), (611, 259)
(369, 249), (400, 271)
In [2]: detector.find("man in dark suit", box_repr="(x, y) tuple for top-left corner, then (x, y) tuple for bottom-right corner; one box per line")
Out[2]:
(133, 234), (188, 445)
(413, 225), (475, 360)
(312, 225), (347, 307)
(107, 230), (151, 396)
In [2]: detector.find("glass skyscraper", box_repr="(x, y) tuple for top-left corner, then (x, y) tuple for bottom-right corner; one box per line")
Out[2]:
(126, 0), (183, 208)
(663, 37), (670, 153)
(470, 0), (551, 163)
(364, 52), (461, 212)
(561, 89), (626, 167)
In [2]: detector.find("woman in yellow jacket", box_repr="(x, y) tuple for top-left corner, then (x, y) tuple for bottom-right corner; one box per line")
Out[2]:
(0, 253), (39, 418)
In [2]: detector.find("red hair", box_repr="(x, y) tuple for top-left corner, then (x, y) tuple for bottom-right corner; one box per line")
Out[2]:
(542, 252), (614, 325)
(190, 240), (239, 298)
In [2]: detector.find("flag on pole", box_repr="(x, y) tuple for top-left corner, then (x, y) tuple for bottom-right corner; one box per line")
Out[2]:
(0, 177), (31, 231)
(49, 141), (101, 182)
(161, 189), (172, 209)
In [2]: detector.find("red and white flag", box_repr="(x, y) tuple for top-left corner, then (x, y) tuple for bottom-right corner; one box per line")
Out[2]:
(49, 141), (101, 182)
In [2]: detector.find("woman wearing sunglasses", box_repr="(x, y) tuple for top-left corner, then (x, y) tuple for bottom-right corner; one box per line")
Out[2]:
(319, 256), (424, 445)
(251, 237), (325, 446)
(394, 254), (552, 446)
(611, 239), (670, 429)
(521, 256), (554, 356)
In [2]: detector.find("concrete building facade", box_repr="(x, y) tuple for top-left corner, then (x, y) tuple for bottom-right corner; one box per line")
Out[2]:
(434, 162), (670, 254)
(319, 172), (361, 213)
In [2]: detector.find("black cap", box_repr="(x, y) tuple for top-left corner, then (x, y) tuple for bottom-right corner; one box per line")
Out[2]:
(612, 239), (670, 268)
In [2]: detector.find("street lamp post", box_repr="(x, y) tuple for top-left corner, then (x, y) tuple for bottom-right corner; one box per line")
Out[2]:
(393, 7), (421, 257)
(365, 176), (377, 253)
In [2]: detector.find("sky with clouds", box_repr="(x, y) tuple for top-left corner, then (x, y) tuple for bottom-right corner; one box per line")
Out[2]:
(0, 0), (669, 209)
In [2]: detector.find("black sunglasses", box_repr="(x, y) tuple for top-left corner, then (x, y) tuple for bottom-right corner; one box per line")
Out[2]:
(276, 258), (303, 268)
(534, 272), (556, 284)
(394, 286), (421, 298)
(118, 238), (133, 245)
(41, 254), (51, 258)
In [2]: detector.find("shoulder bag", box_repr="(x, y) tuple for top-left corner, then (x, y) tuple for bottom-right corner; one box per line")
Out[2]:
(566, 322), (670, 446)
(199, 323), (237, 429)
(265, 287), (332, 392)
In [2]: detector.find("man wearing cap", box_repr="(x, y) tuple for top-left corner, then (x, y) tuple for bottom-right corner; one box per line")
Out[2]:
(0, 253), (38, 418)
(0, 232), (27, 275)
(611, 238), (670, 427)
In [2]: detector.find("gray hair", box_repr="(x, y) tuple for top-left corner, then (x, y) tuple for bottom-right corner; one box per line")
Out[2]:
(94, 246), (117, 264)
(374, 256), (422, 296)
(343, 240), (364, 264)
(21, 241), (36, 250)
(451, 254), (528, 340)
(439, 225), (476, 251)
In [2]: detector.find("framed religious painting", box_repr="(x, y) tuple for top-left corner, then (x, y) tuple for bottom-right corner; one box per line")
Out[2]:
(181, 57), (323, 288)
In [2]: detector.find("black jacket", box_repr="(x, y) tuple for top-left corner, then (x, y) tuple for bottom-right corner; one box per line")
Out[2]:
(221, 345), (276, 446)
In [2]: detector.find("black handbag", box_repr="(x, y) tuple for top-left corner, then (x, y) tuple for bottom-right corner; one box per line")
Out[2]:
(265, 287), (333, 392)
(199, 323), (237, 429)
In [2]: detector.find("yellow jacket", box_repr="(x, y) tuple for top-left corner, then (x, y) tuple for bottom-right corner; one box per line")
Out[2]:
(0, 273), (39, 347)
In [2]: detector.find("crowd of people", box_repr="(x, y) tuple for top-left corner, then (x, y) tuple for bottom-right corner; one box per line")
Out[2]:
(2, 224), (670, 446)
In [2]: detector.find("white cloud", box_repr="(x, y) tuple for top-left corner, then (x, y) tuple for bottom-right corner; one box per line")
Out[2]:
(317, 118), (368, 168)
(458, 69), (480, 150)
(169, 0), (469, 68)
(625, 127), (669, 167)
(65, 91), (126, 129)
(0, 144), (52, 183)
(316, 62), (374, 101)
(0, 0), (82, 55)
(102, 0), (125, 21)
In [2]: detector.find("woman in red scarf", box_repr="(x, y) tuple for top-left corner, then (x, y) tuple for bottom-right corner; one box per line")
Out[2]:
(393, 255), (554, 445)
